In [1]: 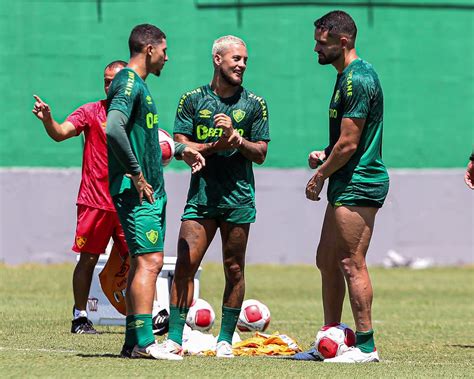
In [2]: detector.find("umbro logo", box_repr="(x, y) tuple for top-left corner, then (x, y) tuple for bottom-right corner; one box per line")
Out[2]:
(199, 109), (212, 118)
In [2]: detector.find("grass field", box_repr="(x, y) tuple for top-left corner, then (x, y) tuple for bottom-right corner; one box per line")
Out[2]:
(0, 263), (473, 378)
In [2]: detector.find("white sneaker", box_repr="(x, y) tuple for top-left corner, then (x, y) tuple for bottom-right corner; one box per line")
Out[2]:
(156, 339), (184, 356)
(131, 342), (183, 360)
(216, 341), (234, 358)
(324, 347), (379, 363)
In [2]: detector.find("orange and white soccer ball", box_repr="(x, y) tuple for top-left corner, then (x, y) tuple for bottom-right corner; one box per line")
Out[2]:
(237, 299), (271, 332)
(186, 298), (215, 332)
(315, 322), (356, 359)
(158, 128), (175, 167)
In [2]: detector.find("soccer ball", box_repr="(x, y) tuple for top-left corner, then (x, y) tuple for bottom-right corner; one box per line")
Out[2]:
(315, 322), (356, 359)
(186, 298), (215, 332)
(158, 128), (175, 166)
(237, 299), (271, 332)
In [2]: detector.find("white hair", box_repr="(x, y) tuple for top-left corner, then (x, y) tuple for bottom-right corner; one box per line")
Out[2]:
(212, 35), (246, 56)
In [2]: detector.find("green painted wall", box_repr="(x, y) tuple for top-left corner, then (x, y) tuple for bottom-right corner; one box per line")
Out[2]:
(1, 0), (473, 168)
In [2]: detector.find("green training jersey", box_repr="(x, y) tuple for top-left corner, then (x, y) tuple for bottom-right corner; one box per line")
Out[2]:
(107, 68), (165, 197)
(328, 58), (388, 185)
(174, 84), (270, 208)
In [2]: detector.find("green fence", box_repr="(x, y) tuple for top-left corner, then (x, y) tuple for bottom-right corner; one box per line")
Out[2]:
(1, 0), (473, 168)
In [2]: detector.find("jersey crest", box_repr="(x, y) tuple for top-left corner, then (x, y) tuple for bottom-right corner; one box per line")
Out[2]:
(232, 109), (246, 123)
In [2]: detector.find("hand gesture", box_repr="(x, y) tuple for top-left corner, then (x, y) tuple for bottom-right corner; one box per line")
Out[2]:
(308, 150), (326, 169)
(32, 95), (52, 122)
(214, 113), (233, 136)
(305, 171), (325, 201)
(131, 172), (154, 204)
(182, 147), (206, 174)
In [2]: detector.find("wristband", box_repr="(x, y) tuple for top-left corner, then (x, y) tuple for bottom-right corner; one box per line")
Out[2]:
(174, 142), (187, 157)
(324, 146), (332, 158)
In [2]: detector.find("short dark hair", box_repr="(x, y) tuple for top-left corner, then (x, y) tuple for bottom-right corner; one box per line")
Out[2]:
(314, 11), (357, 47)
(128, 24), (166, 57)
(104, 60), (127, 71)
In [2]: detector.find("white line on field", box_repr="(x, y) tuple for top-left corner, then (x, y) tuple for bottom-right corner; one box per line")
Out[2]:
(0, 346), (78, 354)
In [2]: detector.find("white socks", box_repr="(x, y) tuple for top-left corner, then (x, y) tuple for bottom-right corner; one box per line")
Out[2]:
(73, 307), (88, 320)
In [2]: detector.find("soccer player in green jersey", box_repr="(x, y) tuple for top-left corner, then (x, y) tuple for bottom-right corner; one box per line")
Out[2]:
(305, 11), (388, 363)
(106, 24), (205, 360)
(157, 35), (270, 359)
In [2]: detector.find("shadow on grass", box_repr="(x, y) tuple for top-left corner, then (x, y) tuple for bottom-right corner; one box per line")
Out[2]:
(77, 353), (122, 358)
(448, 344), (474, 349)
(96, 330), (123, 335)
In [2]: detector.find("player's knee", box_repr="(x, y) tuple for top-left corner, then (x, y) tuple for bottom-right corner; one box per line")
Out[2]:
(224, 260), (244, 283)
(338, 256), (367, 278)
(316, 247), (337, 273)
(138, 253), (163, 275)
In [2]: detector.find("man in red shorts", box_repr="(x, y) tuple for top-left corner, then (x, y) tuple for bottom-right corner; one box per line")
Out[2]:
(32, 60), (128, 334)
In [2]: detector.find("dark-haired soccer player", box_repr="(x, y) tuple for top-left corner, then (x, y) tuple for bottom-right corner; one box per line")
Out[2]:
(157, 35), (270, 359)
(32, 60), (129, 334)
(305, 11), (388, 363)
(106, 24), (205, 360)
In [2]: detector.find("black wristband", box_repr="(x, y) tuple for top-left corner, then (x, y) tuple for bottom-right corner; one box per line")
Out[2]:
(324, 146), (332, 157)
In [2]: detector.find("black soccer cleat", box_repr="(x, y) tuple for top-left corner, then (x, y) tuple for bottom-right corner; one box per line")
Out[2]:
(120, 344), (133, 358)
(71, 317), (99, 334)
(152, 308), (170, 336)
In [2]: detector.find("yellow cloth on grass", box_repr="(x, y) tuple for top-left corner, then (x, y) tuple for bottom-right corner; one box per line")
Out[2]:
(202, 332), (301, 357)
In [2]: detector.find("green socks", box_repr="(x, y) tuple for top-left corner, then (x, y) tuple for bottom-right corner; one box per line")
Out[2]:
(126, 314), (155, 348)
(124, 315), (137, 349)
(356, 329), (376, 353)
(168, 305), (189, 346)
(217, 306), (241, 344)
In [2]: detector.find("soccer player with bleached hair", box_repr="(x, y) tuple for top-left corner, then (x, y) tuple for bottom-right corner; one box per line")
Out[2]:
(156, 35), (270, 359)
(32, 60), (129, 335)
(305, 10), (389, 363)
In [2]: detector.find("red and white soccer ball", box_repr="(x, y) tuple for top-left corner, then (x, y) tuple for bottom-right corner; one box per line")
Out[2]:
(315, 322), (356, 359)
(237, 299), (271, 332)
(185, 298), (215, 332)
(158, 128), (175, 167)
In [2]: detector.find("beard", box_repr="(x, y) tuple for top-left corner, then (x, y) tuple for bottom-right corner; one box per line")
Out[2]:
(152, 61), (165, 77)
(220, 67), (243, 86)
(318, 49), (342, 65)
(152, 67), (162, 77)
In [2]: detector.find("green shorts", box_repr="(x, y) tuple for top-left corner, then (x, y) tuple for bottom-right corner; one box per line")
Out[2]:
(181, 203), (256, 224)
(113, 191), (167, 255)
(328, 180), (389, 208)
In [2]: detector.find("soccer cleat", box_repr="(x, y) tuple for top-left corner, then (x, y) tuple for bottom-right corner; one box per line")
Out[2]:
(292, 347), (323, 361)
(155, 339), (184, 357)
(131, 342), (183, 360)
(324, 347), (380, 363)
(71, 317), (98, 334)
(120, 344), (133, 358)
(216, 341), (234, 358)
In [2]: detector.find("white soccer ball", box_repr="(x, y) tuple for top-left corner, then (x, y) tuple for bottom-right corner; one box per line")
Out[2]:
(186, 298), (215, 332)
(158, 128), (175, 167)
(315, 322), (356, 359)
(237, 299), (271, 332)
